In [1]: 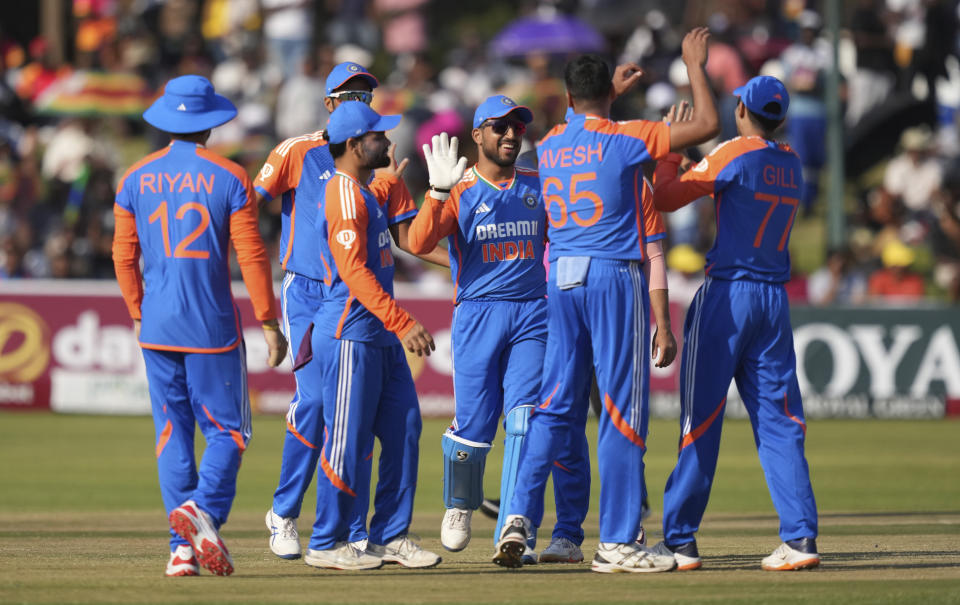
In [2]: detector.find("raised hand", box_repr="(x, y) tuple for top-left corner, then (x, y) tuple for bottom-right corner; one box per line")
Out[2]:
(612, 62), (644, 99)
(422, 132), (468, 200)
(681, 27), (711, 68)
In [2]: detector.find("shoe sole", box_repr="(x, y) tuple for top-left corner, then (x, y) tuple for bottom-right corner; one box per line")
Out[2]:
(170, 509), (234, 576)
(440, 536), (470, 553)
(383, 555), (442, 569)
(591, 561), (676, 573)
(492, 539), (526, 569)
(165, 568), (199, 577)
(677, 560), (702, 571)
(762, 557), (820, 571)
(303, 556), (383, 571)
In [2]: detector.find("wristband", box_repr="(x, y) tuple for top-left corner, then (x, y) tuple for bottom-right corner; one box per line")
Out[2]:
(262, 323), (280, 332)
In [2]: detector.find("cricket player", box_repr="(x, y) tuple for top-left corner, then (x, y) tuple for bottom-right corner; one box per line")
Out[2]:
(112, 75), (287, 576)
(293, 101), (437, 570)
(494, 28), (721, 573)
(256, 62), (446, 559)
(650, 75), (819, 571)
(408, 96), (592, 564)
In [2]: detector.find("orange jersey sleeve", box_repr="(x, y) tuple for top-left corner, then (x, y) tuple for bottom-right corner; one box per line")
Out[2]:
(325, 178), (415, 338)
(654, 153), (716, 212)
(640, 175), (666, 242)
(253, 133), (324, 200)
(230, 185), (278, 322)
(407, 191), (460, 254)
(369, 172), (418, 223)
(111, 204), (144, 320)
(655, 137), (771, 212)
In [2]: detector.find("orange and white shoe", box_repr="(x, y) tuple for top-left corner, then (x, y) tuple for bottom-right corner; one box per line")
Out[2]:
(169, 500), (234, 576)
(761, 538), (820, 571)
(165, 544), (199, 577)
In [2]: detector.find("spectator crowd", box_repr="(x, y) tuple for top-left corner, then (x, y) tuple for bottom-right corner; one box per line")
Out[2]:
(1, 0), (959, 304)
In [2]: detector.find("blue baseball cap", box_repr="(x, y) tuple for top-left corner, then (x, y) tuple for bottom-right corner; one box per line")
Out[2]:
(142, 75), (237, 133)
(733, 76), (789, 121)
(473, 95), (534, 129)
(325, 62), (379, 96)
(326, 101), (401, 144)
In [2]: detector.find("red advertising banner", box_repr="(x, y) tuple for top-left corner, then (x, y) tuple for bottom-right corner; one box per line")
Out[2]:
(0, 281), (686, 416)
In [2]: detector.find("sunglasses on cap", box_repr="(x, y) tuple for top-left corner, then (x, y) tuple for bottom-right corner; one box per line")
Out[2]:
(483, 119), (526, 136)
(328, 90), (373, 104)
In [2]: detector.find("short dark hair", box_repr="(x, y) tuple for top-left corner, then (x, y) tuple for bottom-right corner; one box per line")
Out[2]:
(564, 55), (612, 102)
(169, 129), (211, 140)
(746, 104), (784, 135)
(323, 130), (348, 158)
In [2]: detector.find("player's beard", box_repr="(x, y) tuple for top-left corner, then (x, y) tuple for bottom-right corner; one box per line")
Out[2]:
(360, 139), (391, 170)
(482, 138), (520, 168)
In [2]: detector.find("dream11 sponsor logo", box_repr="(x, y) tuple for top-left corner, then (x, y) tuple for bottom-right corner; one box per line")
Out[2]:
(0, 303), (50, 404)
(793, 323), (960, 418)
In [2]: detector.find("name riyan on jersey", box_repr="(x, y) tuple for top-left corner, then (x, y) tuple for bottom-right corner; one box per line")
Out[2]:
(138, 172), (216, 194)
(475, 220), (539, 264)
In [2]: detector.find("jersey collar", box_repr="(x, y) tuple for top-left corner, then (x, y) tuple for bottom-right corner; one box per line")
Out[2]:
(472, 165), (516, 191)
(334, 170), (370, 191)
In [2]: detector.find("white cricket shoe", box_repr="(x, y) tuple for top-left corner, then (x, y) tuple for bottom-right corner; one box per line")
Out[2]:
(761, 538), (820, 571)
(591, 542), (677, 573)
(650, 540), (702, 571)
(304, 542), (383, 570)
(265, 508), (301, 559)
(169, 500), (234, 576)
(368, 534), (441, 568)
(165, 544), (198, 577)
(440, 508), (472, 552)
(539, 537), (583, 563)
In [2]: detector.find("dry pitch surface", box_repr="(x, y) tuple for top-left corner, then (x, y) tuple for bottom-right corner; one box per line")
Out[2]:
(1, 413), (958, 604)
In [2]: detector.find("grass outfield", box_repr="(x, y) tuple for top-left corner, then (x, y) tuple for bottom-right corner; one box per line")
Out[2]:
(1, 412), (958, 604)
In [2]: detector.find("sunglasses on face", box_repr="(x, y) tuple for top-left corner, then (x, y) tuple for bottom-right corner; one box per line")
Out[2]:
(328, 90), (373, 104)
(484, 119), (526, 136)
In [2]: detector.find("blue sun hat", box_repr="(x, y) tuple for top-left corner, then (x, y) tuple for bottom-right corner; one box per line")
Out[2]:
(473, 94), (534, 128)
(326, 101), (401, 144)
(142, 75), (237, 133)
(733, 75), (789, 121)
(325, 62), (379, 96)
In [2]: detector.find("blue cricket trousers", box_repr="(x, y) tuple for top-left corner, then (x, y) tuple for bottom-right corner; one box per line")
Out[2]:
(144, 345), (251, 549)
(510, 258), (652, 543)
(662, 277), (818, 545)
(305, 334), (421, 551)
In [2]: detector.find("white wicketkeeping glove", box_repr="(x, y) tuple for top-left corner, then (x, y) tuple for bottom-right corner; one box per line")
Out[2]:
(422, 132), (467, 201)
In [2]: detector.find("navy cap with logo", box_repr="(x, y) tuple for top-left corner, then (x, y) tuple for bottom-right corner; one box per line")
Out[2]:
(325, 62), (379, 96)
(733, 75), (790, 121)
(473, 94), (534, 129)
(326, 101), (401, 144)
(142, 75), (237, 133)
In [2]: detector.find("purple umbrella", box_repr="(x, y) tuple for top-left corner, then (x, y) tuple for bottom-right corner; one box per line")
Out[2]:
(489, 15), (606, 57)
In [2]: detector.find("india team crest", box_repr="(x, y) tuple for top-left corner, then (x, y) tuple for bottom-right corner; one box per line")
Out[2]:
(523, 194), (538, 209)
(348, 63), (360, 72)
(502, 97), (515, 106)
